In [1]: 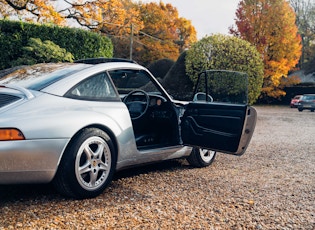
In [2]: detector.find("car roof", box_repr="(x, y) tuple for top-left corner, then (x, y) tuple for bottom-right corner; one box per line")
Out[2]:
(74, 57), (137, 64)
(0, 59), (148, 95)
(41, 61), (148, 95)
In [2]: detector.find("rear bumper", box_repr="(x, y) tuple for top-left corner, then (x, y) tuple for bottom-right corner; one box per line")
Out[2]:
(298, 104), (315, 110)
(0, 139), (68, 184)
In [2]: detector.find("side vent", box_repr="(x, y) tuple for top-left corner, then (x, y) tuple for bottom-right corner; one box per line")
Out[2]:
(0, 94), (22, 108)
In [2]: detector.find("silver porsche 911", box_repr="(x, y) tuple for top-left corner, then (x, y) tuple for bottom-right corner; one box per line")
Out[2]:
(0, 58), (257, 199)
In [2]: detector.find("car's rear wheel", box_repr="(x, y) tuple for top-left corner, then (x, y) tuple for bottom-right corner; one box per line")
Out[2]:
(53, 128), (116, 199)
(187, 147), (216, 168)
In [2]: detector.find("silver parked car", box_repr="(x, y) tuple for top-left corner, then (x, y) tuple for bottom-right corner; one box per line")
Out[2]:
(297, 94), (315, 112)
(0, 59), (257, 198)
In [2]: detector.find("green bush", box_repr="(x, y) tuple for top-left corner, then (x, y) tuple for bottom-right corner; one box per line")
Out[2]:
(185, 34), (264, 104)
(13, 38), (74, 65)
(0, 20), (113, 69)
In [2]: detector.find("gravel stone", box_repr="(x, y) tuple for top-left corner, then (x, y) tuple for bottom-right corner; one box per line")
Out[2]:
(0, 106), (314, 229)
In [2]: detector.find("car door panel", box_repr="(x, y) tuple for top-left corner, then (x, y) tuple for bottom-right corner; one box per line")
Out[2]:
(181, 102), (256, 155)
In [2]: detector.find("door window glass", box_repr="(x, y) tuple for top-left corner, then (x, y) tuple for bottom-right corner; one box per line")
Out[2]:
(193, 70), (248, 104)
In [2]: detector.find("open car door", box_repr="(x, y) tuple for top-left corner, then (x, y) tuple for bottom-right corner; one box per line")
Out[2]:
(181, 70), (257, 155)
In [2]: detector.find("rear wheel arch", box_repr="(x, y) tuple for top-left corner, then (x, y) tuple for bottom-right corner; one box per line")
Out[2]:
(64, 125), (119, 162)
(53, 126), (118, 198)
(86, 124), (119, 158)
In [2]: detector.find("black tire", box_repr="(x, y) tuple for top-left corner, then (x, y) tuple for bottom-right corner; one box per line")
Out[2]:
(187, 147), (216, 168)
(53, 128), (116, 199)
(298, 108), (303, 112)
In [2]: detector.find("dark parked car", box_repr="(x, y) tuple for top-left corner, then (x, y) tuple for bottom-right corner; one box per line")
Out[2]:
(298, 94), (315, 112)
(0, 58), (257, 198)
(290, 95), (302, 108)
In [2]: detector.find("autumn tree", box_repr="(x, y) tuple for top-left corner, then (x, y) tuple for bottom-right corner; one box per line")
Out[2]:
(0, 0), (65, 24)
(175, 17), (198, 53)
(130, 2), (196, 65)
(230, 0), (302, 99)
(0, 0), (137, 28)
(1, 0), (197, 65)
(290, 0), (315, 72)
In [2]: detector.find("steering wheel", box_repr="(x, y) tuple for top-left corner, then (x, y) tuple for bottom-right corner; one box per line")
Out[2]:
(123, 90), (150, 120)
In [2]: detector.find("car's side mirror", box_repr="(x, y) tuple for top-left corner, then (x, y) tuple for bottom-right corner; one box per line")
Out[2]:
(193, 92), (213, 102)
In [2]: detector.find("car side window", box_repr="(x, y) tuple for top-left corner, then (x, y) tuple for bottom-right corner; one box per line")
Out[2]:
(66, 72), (119, 101)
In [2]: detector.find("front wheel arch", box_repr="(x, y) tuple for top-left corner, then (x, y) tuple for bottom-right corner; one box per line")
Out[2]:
(187, 147), (216, 168)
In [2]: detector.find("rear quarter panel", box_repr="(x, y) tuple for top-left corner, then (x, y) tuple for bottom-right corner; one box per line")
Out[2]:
(0, 93), (138, 166)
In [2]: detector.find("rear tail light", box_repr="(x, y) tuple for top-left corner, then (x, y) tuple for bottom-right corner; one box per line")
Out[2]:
(0, 128), (25, 141)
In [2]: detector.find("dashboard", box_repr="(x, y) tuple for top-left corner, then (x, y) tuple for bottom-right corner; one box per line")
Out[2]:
(122, 93), (167, 107)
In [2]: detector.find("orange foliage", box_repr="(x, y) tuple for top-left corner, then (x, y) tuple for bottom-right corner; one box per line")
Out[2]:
(0, 0), (65, 24)
(1, 0), (197, 65)
(230, 0), (302, 99)
(133, 1), (196, 64)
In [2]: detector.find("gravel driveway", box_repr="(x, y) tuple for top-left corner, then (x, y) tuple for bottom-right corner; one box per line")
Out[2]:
(0, 106), (314, 229)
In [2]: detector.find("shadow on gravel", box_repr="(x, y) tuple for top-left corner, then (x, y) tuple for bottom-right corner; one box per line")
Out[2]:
(0, 183), (62, 202)
(113, 159), (188, 181)
(0, 159), (189, 202)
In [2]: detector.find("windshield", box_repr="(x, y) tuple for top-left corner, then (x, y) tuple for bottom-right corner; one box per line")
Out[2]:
(0, 63), (90, 91)
(108, 69), (161, 95)
(302, 95), (315, 100)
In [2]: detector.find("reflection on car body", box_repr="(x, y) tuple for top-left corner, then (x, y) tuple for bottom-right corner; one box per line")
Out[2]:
(0, 58), (257, 198)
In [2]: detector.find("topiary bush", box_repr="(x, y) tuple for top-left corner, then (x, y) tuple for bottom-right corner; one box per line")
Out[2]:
(161, 52), (194, 100)
(185, 34), (264, 104)
(147, 58), (175, 80)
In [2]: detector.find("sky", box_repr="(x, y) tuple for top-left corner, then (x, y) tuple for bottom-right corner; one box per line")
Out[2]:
(140, 0), (240, 39)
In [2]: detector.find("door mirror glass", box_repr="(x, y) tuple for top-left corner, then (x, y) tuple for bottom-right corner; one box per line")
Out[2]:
(193, 92), (213, 102)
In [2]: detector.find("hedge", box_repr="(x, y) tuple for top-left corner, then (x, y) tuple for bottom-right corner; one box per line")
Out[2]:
(0, 20), (113, 69)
